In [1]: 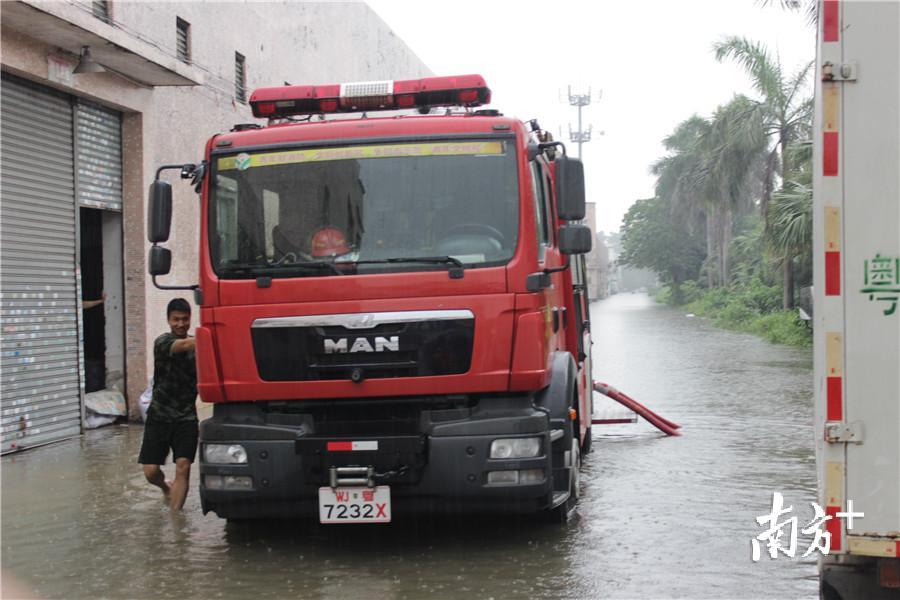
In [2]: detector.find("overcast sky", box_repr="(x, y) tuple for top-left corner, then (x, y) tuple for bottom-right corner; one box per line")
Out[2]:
(367, 0), (815, 234)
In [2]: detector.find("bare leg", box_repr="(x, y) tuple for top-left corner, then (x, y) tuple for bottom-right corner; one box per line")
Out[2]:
(143, 464), (171, 499)
(169, 458), (191, 511)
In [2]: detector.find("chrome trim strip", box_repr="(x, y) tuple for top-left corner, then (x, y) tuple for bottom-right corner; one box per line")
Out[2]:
(252, 310), (475, 330)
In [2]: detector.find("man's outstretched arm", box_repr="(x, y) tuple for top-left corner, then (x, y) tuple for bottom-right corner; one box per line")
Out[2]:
(171, 337), (195, 354)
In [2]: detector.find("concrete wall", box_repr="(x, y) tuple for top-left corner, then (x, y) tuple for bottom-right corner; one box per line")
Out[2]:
(2, 1), (431, 417)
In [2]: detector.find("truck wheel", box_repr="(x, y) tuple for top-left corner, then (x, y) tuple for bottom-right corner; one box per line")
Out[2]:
(581, 425), (593, 454)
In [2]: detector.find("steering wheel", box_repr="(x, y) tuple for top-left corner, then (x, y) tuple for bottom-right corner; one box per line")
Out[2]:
(441, 224), (506, 245)
(273, 250), (315, 265)
(273, 251), (298, 265)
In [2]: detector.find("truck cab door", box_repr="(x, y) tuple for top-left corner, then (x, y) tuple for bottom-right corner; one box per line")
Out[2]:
(570, 253), (593, 430)
(530, 160), (566, 351)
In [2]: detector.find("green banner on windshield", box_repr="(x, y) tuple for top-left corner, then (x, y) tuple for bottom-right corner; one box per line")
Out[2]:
(217, 141), (505, 172)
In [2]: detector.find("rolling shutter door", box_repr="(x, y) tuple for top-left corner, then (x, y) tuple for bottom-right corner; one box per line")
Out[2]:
(76, 101), (122, 211)
(1, 75), (81, 453)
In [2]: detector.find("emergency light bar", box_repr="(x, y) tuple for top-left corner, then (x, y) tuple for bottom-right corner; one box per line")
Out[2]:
(249, 74), (491, 119)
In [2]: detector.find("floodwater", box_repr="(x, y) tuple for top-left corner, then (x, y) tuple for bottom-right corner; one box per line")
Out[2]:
(1, 293), (818, 599)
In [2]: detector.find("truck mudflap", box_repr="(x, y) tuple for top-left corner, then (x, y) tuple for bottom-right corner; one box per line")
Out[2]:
(198, 400), (558, 519)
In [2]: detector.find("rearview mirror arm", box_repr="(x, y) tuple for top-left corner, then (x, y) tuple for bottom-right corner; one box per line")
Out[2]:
(150, 162), (203, 298)
(543, 257), (571, 275)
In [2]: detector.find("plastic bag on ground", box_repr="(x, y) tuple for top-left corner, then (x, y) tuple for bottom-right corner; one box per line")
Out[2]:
(139, 379), (154, 422)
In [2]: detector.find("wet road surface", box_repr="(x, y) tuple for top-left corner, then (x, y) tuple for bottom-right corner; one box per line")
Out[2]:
(2, 293), (817, 599)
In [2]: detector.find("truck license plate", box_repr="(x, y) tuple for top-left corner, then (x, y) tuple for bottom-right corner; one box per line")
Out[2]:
(318, 486), (391, 524)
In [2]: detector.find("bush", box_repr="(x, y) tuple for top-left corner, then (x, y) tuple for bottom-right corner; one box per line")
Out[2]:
(715, 300), (757, 328)
(662, 279), (812, 348)
(737, 279), (782, 313)
(684, 287), (730, 314)
(679, 280), (705, 304)
(750, 311), (812, 347)
(655, 286), (673, 304)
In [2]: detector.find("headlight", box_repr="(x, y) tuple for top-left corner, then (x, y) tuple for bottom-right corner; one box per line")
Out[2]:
(204, 475), (253, 490)
(490, 437), (541, 459)
(487, 470), (518, 485)
(486, 469), (545, 486)
(204, 444), (248, 464)
(517, 468), (545, 484)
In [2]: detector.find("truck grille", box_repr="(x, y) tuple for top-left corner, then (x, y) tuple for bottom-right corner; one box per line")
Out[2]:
(250, 310), (474, 382)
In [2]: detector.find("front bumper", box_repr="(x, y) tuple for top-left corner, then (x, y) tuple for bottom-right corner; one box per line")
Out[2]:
(198, 398), (554, 519)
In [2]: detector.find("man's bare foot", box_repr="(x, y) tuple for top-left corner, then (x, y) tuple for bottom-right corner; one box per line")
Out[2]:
(162, 480), (173, 499)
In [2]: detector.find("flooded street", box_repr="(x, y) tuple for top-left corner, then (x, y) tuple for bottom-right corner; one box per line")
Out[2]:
(2, 293), (817, 599)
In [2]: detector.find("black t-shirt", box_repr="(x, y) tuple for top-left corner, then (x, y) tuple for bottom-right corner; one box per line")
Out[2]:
(147, 332), (198, 423)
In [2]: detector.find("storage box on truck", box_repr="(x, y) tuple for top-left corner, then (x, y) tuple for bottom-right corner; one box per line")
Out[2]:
(813, 1), (900, 597)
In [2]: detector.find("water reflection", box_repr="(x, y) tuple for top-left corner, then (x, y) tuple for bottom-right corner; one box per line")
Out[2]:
(2, 293), (817, 599)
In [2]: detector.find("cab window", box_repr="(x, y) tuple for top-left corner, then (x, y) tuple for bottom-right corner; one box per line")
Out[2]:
(530, 162), (549, 261)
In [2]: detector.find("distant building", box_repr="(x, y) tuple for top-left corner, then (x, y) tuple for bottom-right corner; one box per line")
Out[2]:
(584, 202), (609, 299)
(1, 0), (430, 452)
(602, 231), (657, 293)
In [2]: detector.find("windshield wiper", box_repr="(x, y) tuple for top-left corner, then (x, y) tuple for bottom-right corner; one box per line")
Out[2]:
(220, 261), (343, 276)
(346, 256), (465, 278)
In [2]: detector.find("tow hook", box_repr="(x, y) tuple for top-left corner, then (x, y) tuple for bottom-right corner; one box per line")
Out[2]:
(329, 466), (375, 488)
(329, 465), (410, 488)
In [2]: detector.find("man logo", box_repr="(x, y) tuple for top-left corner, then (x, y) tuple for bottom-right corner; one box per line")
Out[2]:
(324, 336), (399, 354)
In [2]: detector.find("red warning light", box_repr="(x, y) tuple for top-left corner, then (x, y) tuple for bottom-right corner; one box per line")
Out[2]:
(249, 75), (491, 119)
(255, 102), (276, 116)
(319, 99), (338, 113)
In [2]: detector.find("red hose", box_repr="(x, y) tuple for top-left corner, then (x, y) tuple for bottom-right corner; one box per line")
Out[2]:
(595, 382), (681, 430)
(593, 381), (681, 436)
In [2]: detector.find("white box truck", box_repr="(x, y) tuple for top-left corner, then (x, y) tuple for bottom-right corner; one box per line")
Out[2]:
(813, 1), (900, 597)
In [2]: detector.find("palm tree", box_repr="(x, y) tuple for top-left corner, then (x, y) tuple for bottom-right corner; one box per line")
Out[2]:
(651, 98), (768, 288)
(769, 181), (813, 307)
(701, 96), (769, 285)
(758, 0), (817, 25)
(713, 36), (814, 307)
(651, 116), (715, 286)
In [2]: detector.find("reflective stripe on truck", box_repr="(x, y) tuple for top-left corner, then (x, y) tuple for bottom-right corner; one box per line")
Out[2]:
(817, 0), (847, 555)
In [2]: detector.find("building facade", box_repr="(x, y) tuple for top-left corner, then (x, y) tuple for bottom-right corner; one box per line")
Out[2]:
(0, 0), (430, 453)
(584, 202), (609, 300)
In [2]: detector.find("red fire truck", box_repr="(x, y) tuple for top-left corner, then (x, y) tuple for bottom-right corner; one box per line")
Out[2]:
(148, 75), (595, 522)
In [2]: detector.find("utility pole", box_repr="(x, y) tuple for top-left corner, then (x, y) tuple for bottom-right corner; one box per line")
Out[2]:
(566, 85), (597, 160)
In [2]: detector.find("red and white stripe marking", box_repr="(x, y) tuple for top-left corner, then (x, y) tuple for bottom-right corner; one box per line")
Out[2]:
(819, 0), (847, 555)
(326, 440), (379, 452)
(823, 0), (840, 42)
(826, 332), (843, 421)
(825, 208), (841, 296)
(824, 461), (844, 552)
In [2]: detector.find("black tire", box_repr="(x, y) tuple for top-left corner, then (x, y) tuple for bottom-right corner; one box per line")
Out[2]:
(581, 425), (593, 454)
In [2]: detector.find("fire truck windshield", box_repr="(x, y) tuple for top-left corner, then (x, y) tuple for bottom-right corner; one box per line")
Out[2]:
(210, 140), (519, 278)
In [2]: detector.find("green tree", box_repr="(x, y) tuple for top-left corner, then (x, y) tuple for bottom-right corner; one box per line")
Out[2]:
(758, 0), (817, 25)
(651, 117), (713, 286)
(701, 96), (769, 286)
(713, 36), (814, 307)
(768, 180), (813, 300)
(651, 97), (767, 289)
(619, 197), (705, 303)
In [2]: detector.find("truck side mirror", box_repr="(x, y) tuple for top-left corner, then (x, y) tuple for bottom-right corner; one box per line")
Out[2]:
(558, 224), (592, 255)
(555, 156), (586, 221)
(148, 245), (172, 276)
(148, 181), (173, 243)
